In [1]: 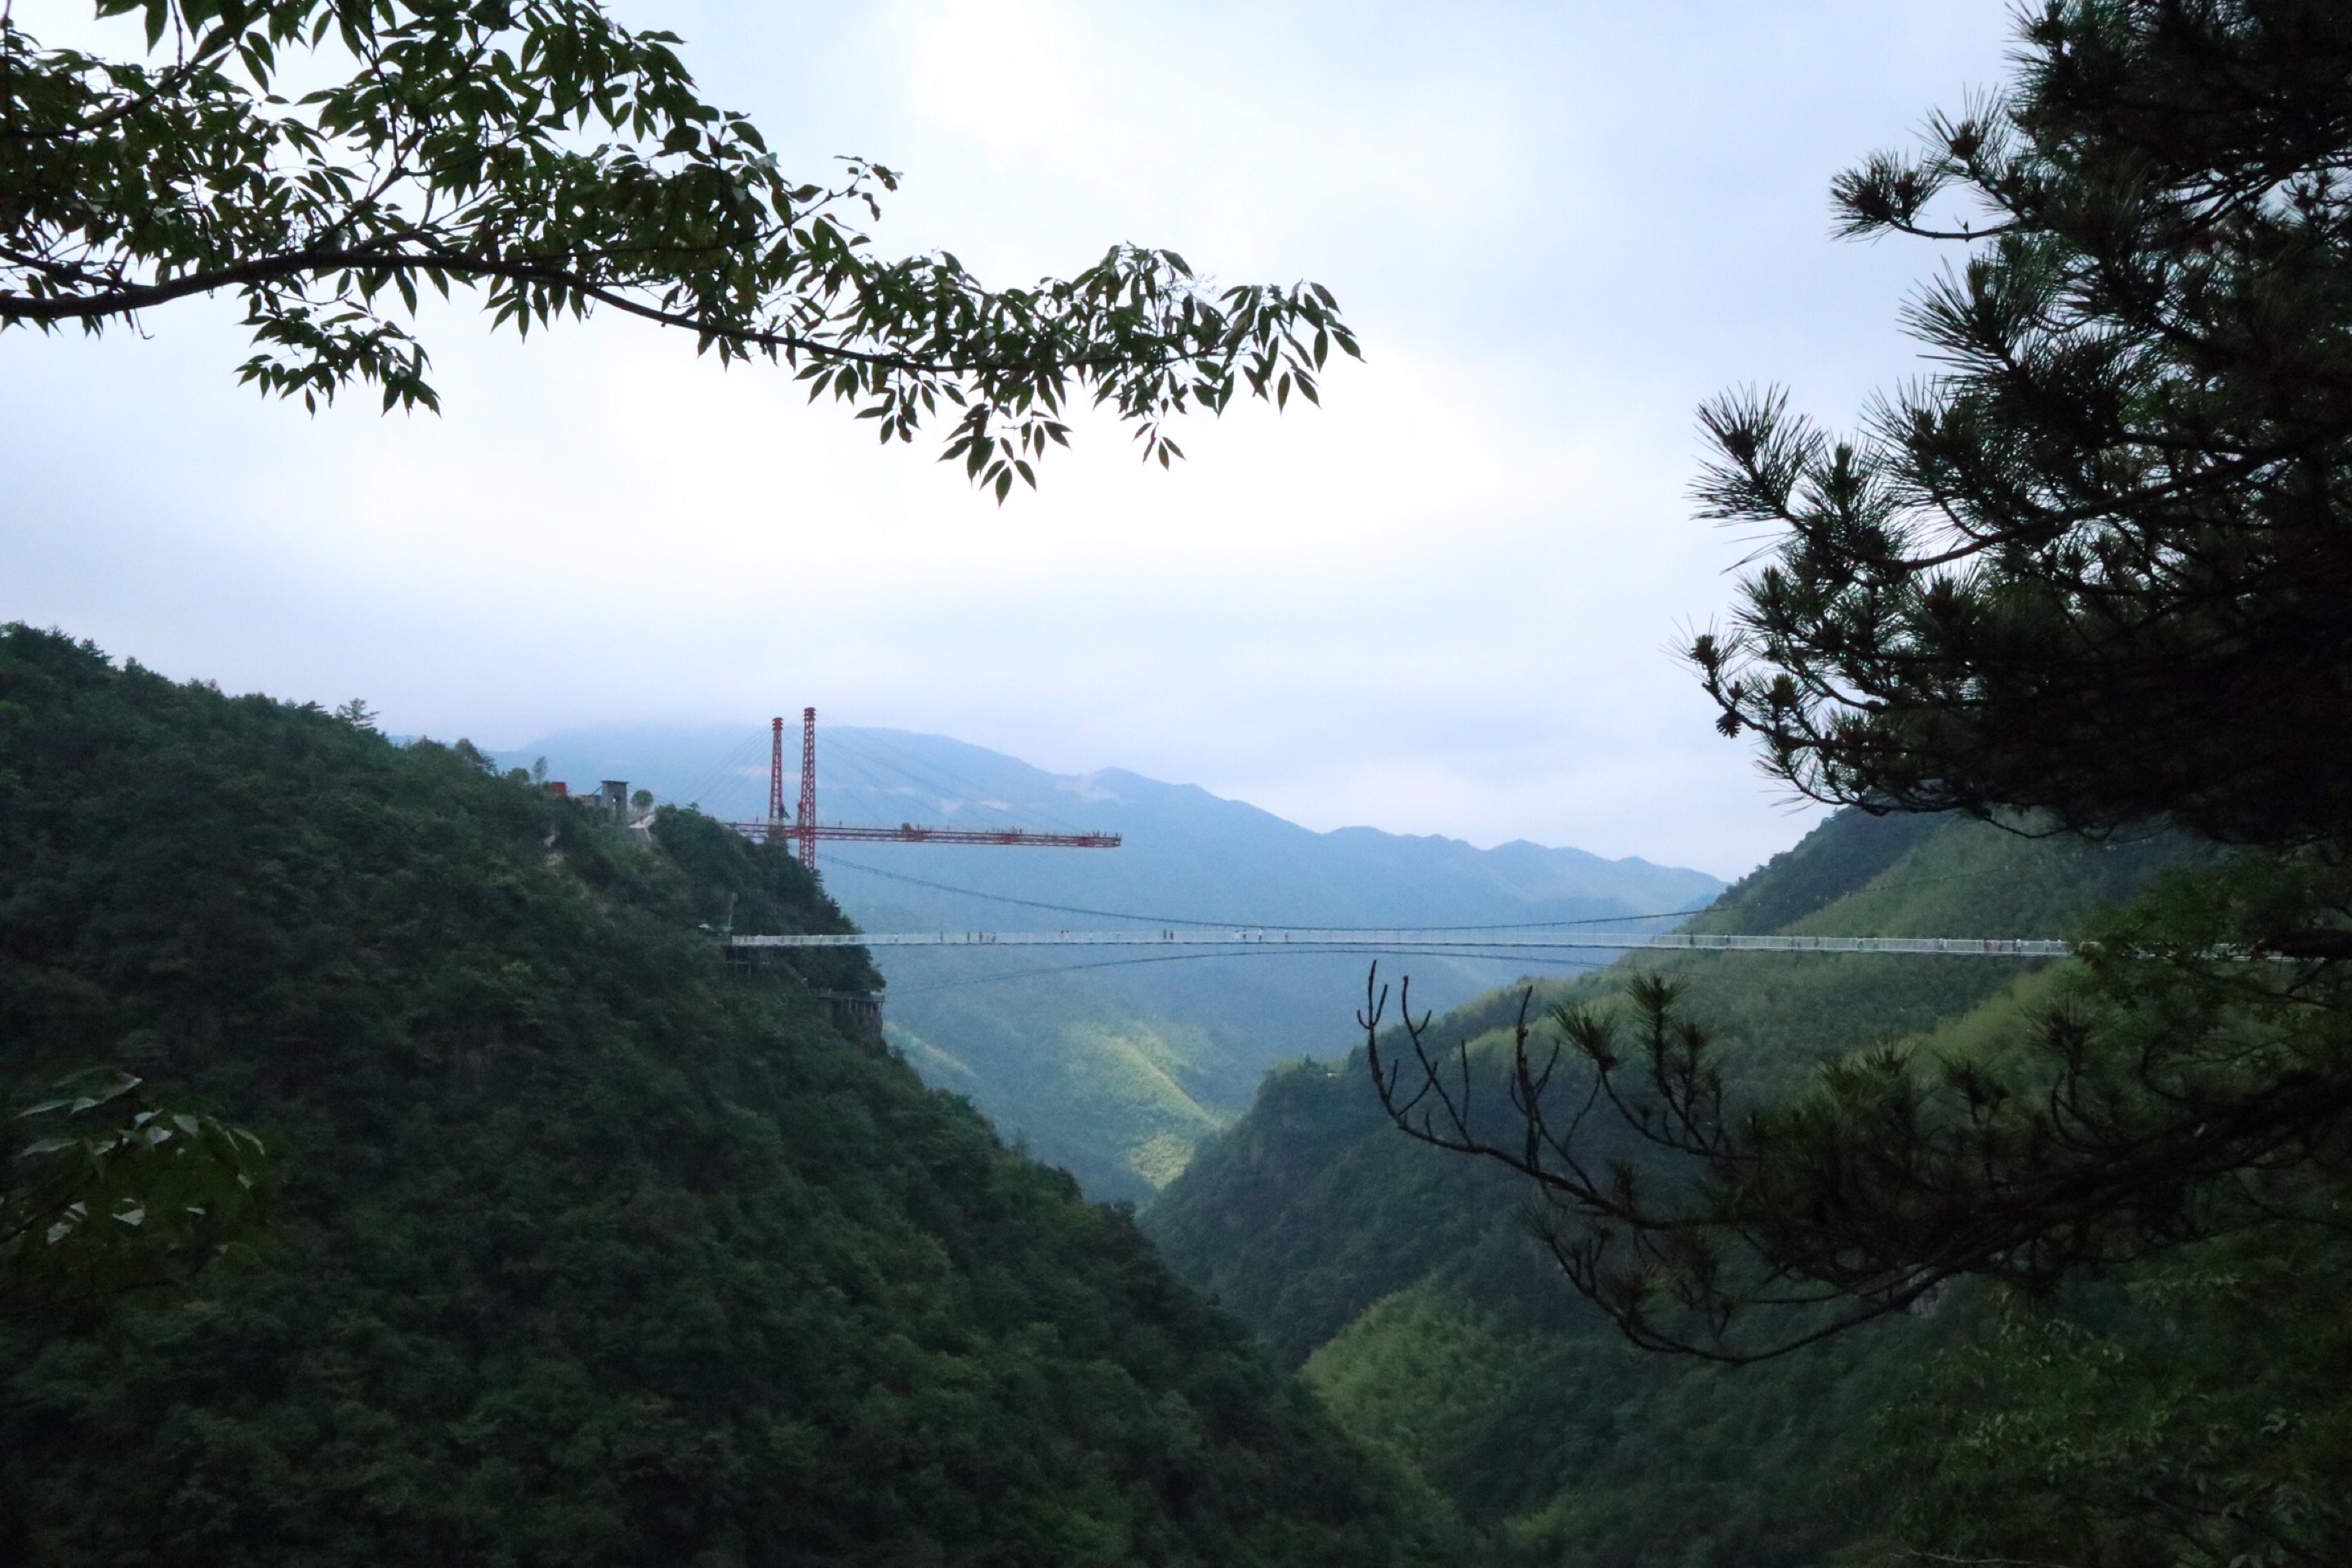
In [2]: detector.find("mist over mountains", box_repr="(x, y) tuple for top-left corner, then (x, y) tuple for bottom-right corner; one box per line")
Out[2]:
(498, 721), (1724, 1197)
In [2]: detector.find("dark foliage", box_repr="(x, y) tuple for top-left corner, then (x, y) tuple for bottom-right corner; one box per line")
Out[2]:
(1869, 1231), (2352, 1568)
(2, 1067), (269, 1330)
(0, 626), (1446, 1568)
(1690, 0), (2352, 847)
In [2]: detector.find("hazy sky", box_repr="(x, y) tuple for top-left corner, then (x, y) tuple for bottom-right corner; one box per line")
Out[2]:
(1, 1), (2016, 877)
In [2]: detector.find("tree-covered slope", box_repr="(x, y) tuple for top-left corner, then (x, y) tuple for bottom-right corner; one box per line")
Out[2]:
(0, 627), (1450, 1568)
(1147, 808), (2180, 1356)
(1141, 808), (2189, 1566)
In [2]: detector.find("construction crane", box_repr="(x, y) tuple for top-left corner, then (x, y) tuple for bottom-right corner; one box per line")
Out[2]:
(728, 708), (1121, 869)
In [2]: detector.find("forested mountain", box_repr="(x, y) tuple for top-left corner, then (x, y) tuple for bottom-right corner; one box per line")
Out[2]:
(499, 723), (1722, 1199)
(0, 628), (1451, 1568)
(1140, 808), (2300, 1566)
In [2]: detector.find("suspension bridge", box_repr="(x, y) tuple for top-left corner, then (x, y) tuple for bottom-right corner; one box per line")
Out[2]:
(731, 930), (2073, 958)
(696, 710), (2073, 964)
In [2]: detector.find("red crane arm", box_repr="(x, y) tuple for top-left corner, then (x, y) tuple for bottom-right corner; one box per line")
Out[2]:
(726, 823), (1119, 849)
(735, 709), (1120, 860)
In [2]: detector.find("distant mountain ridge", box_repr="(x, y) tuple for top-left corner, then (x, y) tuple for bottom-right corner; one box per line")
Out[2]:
(495, 724), (1717, 929)
(497, 722), (1724, 1197)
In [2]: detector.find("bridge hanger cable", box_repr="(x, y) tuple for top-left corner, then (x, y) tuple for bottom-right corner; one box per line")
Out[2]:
(747, 930), (2074, 956)
(670, 730), (768, 817)
(829, 728), (1060, 830)
(822, 853), (1717, 933)
(881, 945), (1619, 996)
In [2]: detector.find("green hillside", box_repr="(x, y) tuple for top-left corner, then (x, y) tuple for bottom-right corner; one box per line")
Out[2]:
(0, 627), (1450, 1568)
(1143, 809), (2230, 1566)
(879, 966), (1243, 1196)
(1147, 809), (2182, 1358)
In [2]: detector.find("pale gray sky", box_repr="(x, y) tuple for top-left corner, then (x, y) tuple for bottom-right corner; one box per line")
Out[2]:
(0, 1), (2016, 878)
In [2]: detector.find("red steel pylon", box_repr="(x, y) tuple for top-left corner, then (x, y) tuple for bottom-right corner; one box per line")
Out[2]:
(768, 715), (786, 831)
(797, 706), (818, 871)
(741, 709), (1120, 867)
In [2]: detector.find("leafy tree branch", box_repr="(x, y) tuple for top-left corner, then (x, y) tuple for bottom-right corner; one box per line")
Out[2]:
(0, 0), (1359, 497)
(2, 1067), (269, 1333)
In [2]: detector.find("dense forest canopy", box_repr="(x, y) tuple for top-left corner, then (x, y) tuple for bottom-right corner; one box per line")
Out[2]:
(0, 626), (1448, 1567)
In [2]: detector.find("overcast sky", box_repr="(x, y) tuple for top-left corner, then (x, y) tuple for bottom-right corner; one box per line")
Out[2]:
(0, 1), (2016, 878)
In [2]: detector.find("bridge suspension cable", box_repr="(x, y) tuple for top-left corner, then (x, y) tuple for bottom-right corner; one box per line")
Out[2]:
(879, 945), (1625, 996)
(819, 853), (1718, 933)
(734, 931), (2074, 958)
